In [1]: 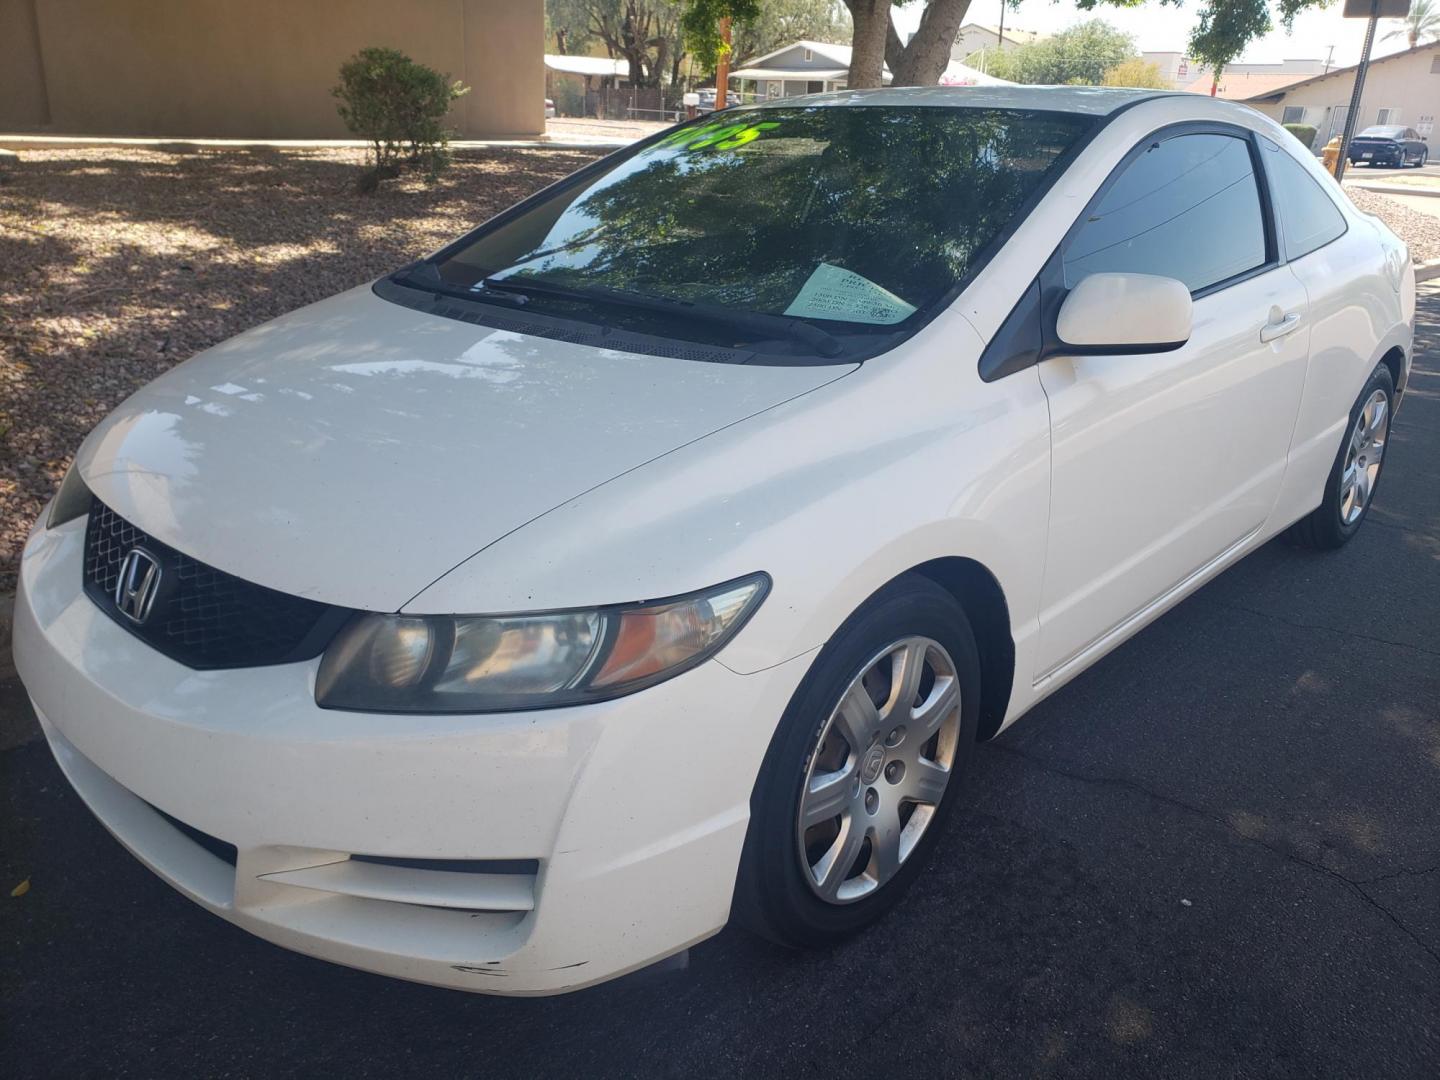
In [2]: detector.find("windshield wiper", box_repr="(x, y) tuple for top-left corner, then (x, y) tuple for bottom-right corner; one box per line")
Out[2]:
(481, 275), (844, 359)
(393, 261), (529, 307)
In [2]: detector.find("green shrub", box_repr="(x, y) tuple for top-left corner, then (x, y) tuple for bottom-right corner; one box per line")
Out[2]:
(1283, 123), (1319, 152)
(333, 47), (469, 189)
(553, 79), (585, 118)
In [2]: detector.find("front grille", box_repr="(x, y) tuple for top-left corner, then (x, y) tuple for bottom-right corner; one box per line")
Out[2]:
(83, 498), (352, 670)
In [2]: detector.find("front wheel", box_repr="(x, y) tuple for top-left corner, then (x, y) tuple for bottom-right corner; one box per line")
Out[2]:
(733, 574), (981, 948)
(1286, 362), (1395, 549)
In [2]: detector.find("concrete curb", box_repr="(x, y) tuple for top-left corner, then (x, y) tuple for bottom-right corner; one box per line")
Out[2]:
(0, 134), (633, 153)
(1417, 259), (1440, 284)
(1346, 181), (1440, 199)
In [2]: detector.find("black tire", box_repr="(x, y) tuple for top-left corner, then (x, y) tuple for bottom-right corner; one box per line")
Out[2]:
(732, 573), (981, 949)
(1286, 361), (1395, 550)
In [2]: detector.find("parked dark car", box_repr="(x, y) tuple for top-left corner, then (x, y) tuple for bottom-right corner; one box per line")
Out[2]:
(1347, 125), (1430, 167)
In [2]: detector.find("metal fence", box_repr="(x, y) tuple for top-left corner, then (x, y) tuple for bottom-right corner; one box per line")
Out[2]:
(584, 87), (682, 122)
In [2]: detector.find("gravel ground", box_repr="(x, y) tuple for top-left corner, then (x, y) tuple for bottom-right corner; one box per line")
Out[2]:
(1349, 187), (1440, 263)
(0, 150), (1435, 593)
(0, 146), (602, 592)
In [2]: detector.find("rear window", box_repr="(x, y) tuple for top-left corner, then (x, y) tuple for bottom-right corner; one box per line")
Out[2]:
(415, 106), (1096, 362)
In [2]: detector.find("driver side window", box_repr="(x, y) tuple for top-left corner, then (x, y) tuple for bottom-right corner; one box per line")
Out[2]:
(1063, 133), (1267, 294)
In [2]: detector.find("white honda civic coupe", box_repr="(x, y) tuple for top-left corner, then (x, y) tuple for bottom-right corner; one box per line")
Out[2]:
(15, 87), (1415, 995)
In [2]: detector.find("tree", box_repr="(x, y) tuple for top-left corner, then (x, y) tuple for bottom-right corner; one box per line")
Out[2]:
(733, 1), (852, 65)
(682, 0), (850, 71)
(986, 19), (1136, 85)
(546, 1), (687, 87)
(1383, 0), (1439, 47)
(1101, 56), (1171, 89)
(688, 0), (1340, 95)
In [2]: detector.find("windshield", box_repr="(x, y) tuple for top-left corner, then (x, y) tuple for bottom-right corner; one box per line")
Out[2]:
(1359, 127), (1405, 138)
(425, 105), (1096, 360)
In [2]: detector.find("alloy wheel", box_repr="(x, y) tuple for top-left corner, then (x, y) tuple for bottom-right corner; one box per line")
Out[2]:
(796, 637), (962, 904)
(1340, 388), (1390, 525)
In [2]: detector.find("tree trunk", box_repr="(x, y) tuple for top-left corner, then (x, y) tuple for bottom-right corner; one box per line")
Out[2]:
(891, 0), (971, 86)
(845, 0), (892, 90)
(885, 19), (905, 75)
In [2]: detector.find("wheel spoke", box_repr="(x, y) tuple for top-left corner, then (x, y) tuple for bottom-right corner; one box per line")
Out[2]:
(833, 683), (878, 752)
(801, 767), (854, 829)
(904, 758), (951, 806)
(814, 815), (866, 901)
(883, 640), (927, 722)
(912, 674), (958, 738)
(1367, 397), (1388, 440)
(1339, 464), (1358, 519)
(870, 817), (901, 884)
(1355, 465), (1372, 509)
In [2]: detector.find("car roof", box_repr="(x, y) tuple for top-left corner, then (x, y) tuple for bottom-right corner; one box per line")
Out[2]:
(748, 84), (1179, 117)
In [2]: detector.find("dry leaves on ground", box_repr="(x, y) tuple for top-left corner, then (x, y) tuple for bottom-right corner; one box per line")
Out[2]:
(0, 146), (601, 592)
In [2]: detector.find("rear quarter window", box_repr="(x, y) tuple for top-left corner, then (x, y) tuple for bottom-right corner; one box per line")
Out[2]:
(1262, 141), (1347, 260)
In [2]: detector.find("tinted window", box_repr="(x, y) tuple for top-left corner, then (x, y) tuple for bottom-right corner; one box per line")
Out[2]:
(1263, 144), (1346, 259)
(428, 106), (1094, 358)
(1063, 133), (1267, 293)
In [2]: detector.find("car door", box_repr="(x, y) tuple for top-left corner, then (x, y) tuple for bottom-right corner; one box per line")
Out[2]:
(1033, 127), (1311, 679)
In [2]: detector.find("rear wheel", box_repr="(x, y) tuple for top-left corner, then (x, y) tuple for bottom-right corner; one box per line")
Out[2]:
(1286, 362), (1394, 549)
(733, 574), (980, 948)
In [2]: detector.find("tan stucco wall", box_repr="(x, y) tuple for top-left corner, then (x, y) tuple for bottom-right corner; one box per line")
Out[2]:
(1248, 44), (1439, 150)
(0, 0), (50, 127)
(1, 0), (543, 138)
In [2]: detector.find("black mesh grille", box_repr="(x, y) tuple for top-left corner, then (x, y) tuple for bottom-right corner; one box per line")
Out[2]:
(83, 499), (351, 670)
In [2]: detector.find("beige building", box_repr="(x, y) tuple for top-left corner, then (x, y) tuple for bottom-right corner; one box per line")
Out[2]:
(0, 0), (545, 139)
(950, 23), (1043, 62)
(1243, 42), (1440, 153)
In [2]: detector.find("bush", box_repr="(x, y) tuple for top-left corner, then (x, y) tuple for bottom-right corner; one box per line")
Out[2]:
(1101, 58), (1170, 89)
(553, 79), (585, 118)
(1283, 123), (1319, 152)
(333, 47), (469, 189)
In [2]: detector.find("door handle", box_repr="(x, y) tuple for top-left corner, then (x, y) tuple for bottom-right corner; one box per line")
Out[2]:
(1260, 312), (1302, 343)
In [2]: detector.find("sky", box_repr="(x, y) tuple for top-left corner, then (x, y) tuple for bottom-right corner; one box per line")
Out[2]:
(891, 1), (1419, 69)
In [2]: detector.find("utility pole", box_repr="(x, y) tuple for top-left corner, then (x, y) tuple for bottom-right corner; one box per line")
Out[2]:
(997, 0), (1006, 49)
(1324, 45), (1335, 73)
(714, 17), (732, 110)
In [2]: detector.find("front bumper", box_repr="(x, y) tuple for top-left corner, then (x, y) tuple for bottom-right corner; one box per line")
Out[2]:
(14, 515), (813, 995)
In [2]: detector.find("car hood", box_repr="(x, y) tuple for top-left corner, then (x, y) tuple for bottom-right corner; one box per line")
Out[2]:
(76, 286), (853, 612)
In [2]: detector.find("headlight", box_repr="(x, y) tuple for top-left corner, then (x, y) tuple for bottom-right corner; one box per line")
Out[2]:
(47, 461), (92, 528)
(315, 573), (769, 713)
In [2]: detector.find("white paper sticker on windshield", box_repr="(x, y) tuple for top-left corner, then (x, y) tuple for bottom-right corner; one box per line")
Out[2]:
(783, 263), (917, 325)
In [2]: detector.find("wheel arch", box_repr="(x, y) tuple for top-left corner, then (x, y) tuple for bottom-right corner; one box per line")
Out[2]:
(1378, 344), (1405, 398)
(909, 557), (1014, 741)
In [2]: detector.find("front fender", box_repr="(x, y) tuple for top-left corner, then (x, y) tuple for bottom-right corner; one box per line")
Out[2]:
(405, 311), (1052, 686)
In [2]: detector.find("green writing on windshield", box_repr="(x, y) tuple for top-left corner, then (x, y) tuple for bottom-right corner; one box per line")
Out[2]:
(656, 119), (782, 152)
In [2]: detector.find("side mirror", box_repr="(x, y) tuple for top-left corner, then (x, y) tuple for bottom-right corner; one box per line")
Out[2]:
(1056, 272), (1192, 353)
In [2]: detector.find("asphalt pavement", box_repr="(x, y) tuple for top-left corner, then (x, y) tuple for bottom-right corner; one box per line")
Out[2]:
(3, 286), (1438, 1079)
